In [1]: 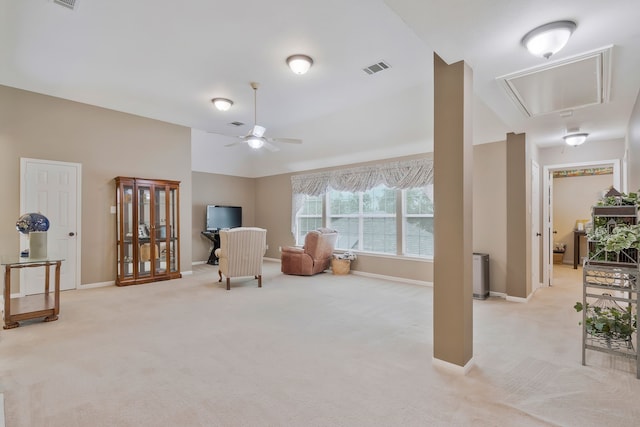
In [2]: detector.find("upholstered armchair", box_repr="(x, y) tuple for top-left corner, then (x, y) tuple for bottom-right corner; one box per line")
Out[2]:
(281, 228), (338, 276)
(214, 227), (267, 290)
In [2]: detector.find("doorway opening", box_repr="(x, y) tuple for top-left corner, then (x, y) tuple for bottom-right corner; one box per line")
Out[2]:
(542, 159), (620, 288)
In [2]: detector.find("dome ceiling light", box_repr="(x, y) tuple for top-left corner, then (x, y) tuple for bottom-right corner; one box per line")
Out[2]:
(211, 98), (233, 111)
(522, 20), (577, 59)
(286, 54), (314, 75)
(563, 132), (589, 146)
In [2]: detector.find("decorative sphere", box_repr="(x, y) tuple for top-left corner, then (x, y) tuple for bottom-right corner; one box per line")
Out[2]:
(16, 213), (50, 234)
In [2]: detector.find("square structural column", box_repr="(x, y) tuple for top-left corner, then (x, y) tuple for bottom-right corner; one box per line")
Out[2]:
(433, 53), (474, 371)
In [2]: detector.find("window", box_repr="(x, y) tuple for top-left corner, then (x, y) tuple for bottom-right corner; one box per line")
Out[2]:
(295, 185), (434, 257)
(295, 195), (323, 245)
(328, 185), (397, 254)
(403, 185), (434, 257)
(290, 158), (434, 253)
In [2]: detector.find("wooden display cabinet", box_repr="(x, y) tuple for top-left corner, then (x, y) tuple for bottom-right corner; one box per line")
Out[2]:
(115, 177), (181, 286)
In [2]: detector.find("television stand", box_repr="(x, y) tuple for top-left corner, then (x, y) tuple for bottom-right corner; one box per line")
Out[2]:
(201, 231), (220, 265)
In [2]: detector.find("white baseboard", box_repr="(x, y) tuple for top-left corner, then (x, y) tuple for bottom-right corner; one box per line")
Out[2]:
(506, 293), (533, 303)
(432, 356), (474, 375)
(489, 291), (507, 298)
(79, 281), (114, 289)
(351, 270), (432, 287)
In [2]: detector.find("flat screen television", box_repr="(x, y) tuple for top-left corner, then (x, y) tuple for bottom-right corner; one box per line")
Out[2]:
(206, 205), (242, 231)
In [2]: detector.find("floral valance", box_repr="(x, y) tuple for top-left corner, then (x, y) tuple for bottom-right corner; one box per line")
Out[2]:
(291, 158), (434, 196)
(290, 158), (434, 235)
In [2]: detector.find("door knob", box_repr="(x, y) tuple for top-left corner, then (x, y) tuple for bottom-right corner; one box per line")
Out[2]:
(536, 232), (541, 237)
(69, 232), (75, 237)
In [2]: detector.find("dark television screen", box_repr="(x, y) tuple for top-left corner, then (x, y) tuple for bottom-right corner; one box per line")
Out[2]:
(206, 205), (242, 231)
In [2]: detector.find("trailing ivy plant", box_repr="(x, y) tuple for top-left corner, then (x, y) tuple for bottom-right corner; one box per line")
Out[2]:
(574, 301), (637, 342)
(588, 223), (640, 253)
(596, 191), (639, 207)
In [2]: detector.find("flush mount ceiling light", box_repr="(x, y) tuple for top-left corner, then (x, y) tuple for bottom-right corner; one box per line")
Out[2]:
(211, 98), (233, 111)
(522, 20), (577, 59)
(563, 132), (589, 146)
(286, 54), (313, 75)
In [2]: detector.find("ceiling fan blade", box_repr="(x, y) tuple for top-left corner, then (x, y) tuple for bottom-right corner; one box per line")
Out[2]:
(224, 140), (243, 147)
(208, 131), (246, 140)
(267, 137), (303, 144)
(263, 141), (281, 152)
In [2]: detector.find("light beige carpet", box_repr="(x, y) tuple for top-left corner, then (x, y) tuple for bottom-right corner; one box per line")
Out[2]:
(1, 262), (639, 426)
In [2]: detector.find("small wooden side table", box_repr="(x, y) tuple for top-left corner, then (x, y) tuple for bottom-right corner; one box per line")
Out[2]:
(2, 256), (64, 329)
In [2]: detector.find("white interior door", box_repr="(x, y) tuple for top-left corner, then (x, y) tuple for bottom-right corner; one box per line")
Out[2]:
(20, 158), (81, 294)
(531, 160), (541, 291)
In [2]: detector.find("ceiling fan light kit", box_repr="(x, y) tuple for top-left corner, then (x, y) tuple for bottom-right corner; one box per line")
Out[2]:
(212, 82), (303, 152)
(522, 20), (577, 59)
(563, 132), (589, 146)
(211, 98), (233, 111)
(247, 137), (265, 149)
(286, 54), (314, 74)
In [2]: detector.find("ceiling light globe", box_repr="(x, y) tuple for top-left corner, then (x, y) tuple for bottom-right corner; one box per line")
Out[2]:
(522, 21), (576, 59)
(211, 98), (233, 111)
(286, 54), (313, 75)
(247, 137), (264, 149)
(563, 133), (588, 146)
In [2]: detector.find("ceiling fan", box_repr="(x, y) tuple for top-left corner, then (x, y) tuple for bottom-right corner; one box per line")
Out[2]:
(213, 82), (303, 152)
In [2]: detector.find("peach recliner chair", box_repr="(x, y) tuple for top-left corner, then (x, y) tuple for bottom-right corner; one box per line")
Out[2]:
(280, 228), (338, 276)
(214, 227), (267, 290)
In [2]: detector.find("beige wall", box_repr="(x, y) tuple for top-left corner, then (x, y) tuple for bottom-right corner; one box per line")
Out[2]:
(191, 172), (256, 262)
(473, 141), (507, 294)
(553, 174), (613, 264)
(0, 85), (192, 285)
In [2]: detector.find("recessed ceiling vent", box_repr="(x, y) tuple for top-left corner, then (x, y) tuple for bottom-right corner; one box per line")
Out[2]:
(363, 61), (391, 75)
(229, 121), (244, 127)
(53, 0), (77, 10)
(498, 46), (612, 117)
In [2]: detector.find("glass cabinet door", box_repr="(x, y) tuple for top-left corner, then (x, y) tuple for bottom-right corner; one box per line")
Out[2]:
(117, 181), (135, 282)
(154, 185), (166, 276)
(168, 186), (178, 273)
(137, 184), (152, 279)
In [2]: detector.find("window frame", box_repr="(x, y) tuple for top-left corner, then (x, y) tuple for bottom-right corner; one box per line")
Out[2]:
(295, 185), (434, 258)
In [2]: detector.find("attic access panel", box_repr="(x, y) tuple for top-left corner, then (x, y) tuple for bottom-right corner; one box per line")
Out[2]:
(499, 47), (612, 117)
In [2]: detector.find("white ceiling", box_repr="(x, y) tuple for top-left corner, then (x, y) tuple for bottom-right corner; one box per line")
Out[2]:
(2, 0), (639, 177)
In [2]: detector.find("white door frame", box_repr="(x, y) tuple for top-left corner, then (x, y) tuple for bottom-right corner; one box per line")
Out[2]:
(542, 159), (620, 287)
(531, 160), (541, 292)
(20, 158), (82, 293)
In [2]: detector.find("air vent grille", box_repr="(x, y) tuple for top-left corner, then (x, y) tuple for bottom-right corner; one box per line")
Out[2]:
(54, 0), (77, 9)
(229, 121), (244, 127)
(363, 61), (391, 75)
